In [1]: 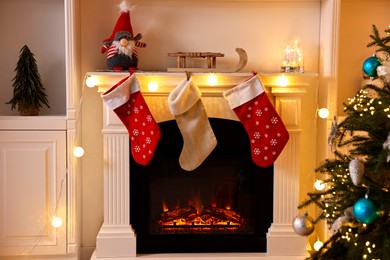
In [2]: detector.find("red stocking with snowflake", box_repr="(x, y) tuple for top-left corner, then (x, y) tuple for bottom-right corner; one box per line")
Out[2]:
(101, 74), (161, 166)
(223, 75), (289, 168)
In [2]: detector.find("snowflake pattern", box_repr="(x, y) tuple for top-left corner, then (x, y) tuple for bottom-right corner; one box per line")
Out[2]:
(237, 90), (288, 168)
(127, 95), (159, 165)
(107, 78), (161, 167)
(253, 148), (261, 155)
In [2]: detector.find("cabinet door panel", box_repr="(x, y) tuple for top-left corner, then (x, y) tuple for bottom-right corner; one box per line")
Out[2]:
(0, 131), (66, 256)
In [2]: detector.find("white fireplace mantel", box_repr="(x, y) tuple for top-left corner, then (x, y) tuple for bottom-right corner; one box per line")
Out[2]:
(89, 71), (318, 260)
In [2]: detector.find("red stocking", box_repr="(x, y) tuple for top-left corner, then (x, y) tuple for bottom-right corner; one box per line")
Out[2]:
(223, 75), (289, 168)
(101, 75), (161, 166)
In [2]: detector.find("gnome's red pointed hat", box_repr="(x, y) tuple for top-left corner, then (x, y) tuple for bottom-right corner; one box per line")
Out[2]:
(101, 0), (135, 53)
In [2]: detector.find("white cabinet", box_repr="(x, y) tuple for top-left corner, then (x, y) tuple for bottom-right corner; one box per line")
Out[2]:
(0, 116), (79, 259)
(0, 128), (67, 256)
(0, 0), (79, 257)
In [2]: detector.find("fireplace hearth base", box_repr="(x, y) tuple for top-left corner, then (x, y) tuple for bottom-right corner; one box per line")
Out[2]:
(91, 72), (316, 259)
(91, 251), (306, 260)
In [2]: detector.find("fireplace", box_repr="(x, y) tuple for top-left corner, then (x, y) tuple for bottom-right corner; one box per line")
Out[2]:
(91, 72), (316, 259)
(130, 118), (273, 254)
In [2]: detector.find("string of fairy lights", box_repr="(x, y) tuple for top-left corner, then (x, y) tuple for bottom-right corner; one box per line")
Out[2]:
(16, 79), (89, 255)
(347, 88), (390, 118)
(47, 75), (89, 232)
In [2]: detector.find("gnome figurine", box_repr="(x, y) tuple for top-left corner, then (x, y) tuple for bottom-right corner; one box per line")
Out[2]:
(101, 0), (146, 71)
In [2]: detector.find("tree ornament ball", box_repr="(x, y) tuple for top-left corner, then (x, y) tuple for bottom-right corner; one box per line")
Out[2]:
(330, 215), (351, 236)
(353, 197), (381, 224)
(349, 158), (365, 185)
(292, 213), (315, 236)
(362, 56), (381, 77)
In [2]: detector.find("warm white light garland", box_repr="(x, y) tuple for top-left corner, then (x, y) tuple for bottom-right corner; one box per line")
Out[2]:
(86, 75), (98, 88)
(73, 146), (85, 157)
(313, 238), (324, 251)
(276, 74), (289, 86)
(207, 73), (218, 86)
(318, 107), (330, 119)
(148, 81), (159, 91)
(314, 179), (326, 191)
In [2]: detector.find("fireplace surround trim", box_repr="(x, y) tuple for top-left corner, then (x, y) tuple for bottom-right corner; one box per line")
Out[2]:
(90, 72), (317, 259)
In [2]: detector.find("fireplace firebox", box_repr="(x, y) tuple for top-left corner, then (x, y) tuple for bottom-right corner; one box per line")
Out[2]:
(130, 118), (273, 254)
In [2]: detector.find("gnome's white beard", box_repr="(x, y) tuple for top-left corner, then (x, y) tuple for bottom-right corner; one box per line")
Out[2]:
(113, 40), (135, 57)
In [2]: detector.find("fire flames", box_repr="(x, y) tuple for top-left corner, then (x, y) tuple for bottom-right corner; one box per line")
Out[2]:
(154, 198), (250, 234)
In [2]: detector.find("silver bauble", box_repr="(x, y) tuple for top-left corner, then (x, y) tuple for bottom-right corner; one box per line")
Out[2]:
(292, 213), (314, 236)
(349, 158), (365, 185)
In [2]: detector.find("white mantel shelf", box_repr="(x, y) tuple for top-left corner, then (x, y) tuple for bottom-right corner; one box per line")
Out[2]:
(90, 71), (317, 260)
(87, 71), (317, 95)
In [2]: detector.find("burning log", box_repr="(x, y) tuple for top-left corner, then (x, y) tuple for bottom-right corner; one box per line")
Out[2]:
(203, 206), (242, 224)
(155, 204), (245, 233)
(160, 206), (198, 222)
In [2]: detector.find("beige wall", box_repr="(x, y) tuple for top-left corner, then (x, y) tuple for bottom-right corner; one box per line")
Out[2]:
(0, 0), (66, 116)
(338, 0), (390, 115)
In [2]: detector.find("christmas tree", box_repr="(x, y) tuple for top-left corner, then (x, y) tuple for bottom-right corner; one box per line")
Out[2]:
(298, 25), (390, 259)
(6, 45), (50, 115)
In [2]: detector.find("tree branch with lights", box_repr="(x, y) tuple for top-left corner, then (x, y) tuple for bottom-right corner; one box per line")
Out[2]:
(296, 25), (390, 260)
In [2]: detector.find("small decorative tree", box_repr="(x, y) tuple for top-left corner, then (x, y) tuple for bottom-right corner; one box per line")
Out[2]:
(6, 45), (50, 116)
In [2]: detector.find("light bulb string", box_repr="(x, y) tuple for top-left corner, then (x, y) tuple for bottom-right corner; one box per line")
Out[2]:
(14, 76), (85, 257)
(53, 171), (67, 218)
(14, 171), (67, 257)
(19, 222), (47, 256)
(72, 73), (87, 149)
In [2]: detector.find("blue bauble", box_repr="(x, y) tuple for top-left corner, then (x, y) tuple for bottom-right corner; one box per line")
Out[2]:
(362, 56), (381, 77)
(353, 197), (380, 224)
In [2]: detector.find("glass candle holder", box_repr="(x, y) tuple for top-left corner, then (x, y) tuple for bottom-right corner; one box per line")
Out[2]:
(281, 39), (304, 73)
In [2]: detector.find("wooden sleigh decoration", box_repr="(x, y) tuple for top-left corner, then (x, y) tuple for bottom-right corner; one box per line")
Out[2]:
(167, 48), (247, 73)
